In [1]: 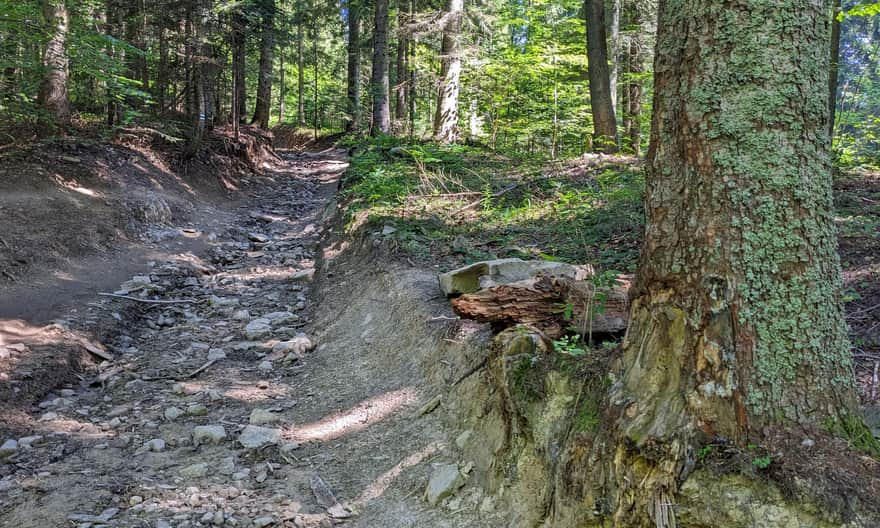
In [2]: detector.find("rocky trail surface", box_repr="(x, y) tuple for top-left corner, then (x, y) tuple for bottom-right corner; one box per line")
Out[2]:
(0, 150), (497, 528)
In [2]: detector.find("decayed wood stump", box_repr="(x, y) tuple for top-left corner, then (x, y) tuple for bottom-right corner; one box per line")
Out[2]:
(451, 274), (630, 338)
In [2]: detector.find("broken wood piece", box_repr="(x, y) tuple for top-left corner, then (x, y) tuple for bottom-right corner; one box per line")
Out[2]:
(451, 275), (630, 338)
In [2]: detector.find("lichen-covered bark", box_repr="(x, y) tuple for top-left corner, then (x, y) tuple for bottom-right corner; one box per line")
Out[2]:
(605, 0), (860, 525)
(433, 0), (463, 144)
(37, 0), (71, 126)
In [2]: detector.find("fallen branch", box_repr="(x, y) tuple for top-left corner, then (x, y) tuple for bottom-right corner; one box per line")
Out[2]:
(181, 359), (218, 379)
(97, 292), (199, 304)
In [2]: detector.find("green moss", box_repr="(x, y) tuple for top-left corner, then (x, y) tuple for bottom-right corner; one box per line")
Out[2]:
(825, 414), (880, 458)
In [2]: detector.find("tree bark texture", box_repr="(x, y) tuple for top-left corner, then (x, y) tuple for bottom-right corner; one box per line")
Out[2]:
(297, 7), (306, 126)
(252, 0), (276, 129)
(585, 0), (618, 152)
(370, 0), (391, 135)
(394, 0), (408, 128)
(433, 0), (463, 144)
(346, 0), (361, 132)
(38, 0), (71, 126)
(232, 9), (247, 123)
(605, 1), (860, 525)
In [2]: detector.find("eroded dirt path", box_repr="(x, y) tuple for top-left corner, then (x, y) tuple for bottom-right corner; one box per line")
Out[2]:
(0, 149), (497, 528)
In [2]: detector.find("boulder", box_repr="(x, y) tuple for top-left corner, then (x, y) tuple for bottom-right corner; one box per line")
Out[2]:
(438, 258), (591, 296)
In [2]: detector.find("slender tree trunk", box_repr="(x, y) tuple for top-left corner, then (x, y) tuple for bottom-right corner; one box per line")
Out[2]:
(157, 23), (169, 113)
(105, 0), (121, 126)
(408, 0), (416, 137)
(608, 0), (620, 111)
(232, 9), (247, 123)
(604, 1), (861, 524)
(621, 0), (645, 155)
(37, 0), (71, 126)
(278, 41), (286, 123)
(346, 0), (361, 132)
(585, 0), (618, 152)
(313, 18), (319, 138)
(394, 0), (408, 129)
(297, 9), (306, 126)
(829, 0), (842, 138)
(251, 0), (276, 128)
(432, 0), (463, 143)
(370, 0), (391, 135)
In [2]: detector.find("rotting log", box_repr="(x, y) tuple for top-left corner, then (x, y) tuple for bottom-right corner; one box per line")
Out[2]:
(451, 274), (629, 338)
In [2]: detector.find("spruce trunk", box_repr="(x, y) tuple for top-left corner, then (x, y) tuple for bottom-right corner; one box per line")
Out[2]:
(37, 0), (71, 126)
(432, 0), (463, 144)
(606, 1), (861, 524)
(370, 0), (391, 135)
(585, 0), (618, 152)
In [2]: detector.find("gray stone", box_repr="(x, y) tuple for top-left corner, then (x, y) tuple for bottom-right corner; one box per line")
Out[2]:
(217, 456), (236, 475)
(253, 516), (274, 528)
(0, 440), (17, 459)
(425, 463), (465, 506)
(232, 309), (251, 321)
(438, 258), (589, 296)
(179, 463), (209, 478)
(258, 360), (274, 372)
(186, 404), (209, 416)
(244, 319), (272, 339)
(249, 409), (279, 425)
(455, 430), (473, 450)
(207, 348), (227, 361)
(238, 425), (281, 449)
(291, 269), (315, 282)
(145, 438), (166, 452)
(0, 479), (13, 492)
(193, 425), (227, 445)
(164, 407), (184, 421)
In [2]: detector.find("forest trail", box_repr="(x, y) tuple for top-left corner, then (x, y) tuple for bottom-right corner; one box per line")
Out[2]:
(0, 150), (491, 528)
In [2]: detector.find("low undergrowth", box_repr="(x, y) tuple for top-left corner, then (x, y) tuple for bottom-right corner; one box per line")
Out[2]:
(339, 135), (645, 273)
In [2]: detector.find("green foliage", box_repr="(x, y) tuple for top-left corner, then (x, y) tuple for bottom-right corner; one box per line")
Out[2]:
(751, 455), (772, 469)
(340, 137), (645, 271)
(552, 334), (586, 357)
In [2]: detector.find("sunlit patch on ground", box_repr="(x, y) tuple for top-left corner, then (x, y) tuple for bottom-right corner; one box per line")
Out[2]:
(285, 388), (419, 443)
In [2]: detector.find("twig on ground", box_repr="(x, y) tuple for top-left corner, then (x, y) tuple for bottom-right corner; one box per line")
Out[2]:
(97, 292), (199, 304)
(181, 359), (218, 379)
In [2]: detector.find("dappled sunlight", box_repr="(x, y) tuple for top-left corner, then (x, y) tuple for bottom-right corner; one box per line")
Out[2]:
(347, 441), (443, 509)
(218, 265), (306, 282)
(223, 381), (291, 402)
(285, 388), (418, 443)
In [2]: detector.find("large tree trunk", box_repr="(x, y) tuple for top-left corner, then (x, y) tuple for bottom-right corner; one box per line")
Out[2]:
(605, 1), (861, 524)
(346, 0), (361, 132)
(829, 0), (842, 138)
(370, 0), (391, 135)
(37, 0), (71, 126)
(232, 9), (247, 124)
(585, 0), (618, 153)
(432, 0), (463, 144)
(251, 0), (275, 129)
